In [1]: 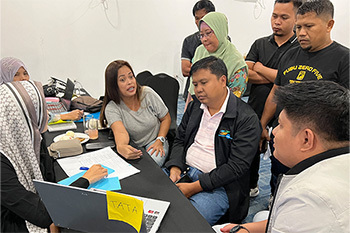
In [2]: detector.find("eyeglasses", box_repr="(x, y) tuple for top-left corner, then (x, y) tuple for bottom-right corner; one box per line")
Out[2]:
(199, 30), (213, 40)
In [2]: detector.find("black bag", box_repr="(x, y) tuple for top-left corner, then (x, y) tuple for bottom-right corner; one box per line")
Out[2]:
(70, 96), (103, 113)
(43, 84), (57, 97)
(43, 77), (67, 97)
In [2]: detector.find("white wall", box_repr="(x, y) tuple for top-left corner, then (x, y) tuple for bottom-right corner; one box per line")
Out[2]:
(1, 0), (349, 97)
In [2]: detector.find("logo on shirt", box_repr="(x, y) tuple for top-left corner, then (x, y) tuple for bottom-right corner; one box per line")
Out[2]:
(283, 65), (323, 82)
(218, 130), (232, 139)
(296, 71), (306, 80)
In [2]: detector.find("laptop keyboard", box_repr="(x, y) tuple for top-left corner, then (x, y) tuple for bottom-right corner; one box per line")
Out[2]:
(144, 211), (159, 233)
(47, 102), (67, 113)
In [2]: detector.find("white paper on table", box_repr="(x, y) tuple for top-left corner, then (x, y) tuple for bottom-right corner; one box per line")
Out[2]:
(57, 147), (140, 180)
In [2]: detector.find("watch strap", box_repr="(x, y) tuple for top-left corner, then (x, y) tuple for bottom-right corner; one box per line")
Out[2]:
(229, 224), (250, 233)
(156, 136), (165, 143)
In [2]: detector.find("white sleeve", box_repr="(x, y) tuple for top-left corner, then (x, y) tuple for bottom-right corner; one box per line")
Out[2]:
(271, 189), (339, 233)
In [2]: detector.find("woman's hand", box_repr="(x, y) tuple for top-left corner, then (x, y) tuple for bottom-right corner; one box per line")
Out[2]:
(82, 164), (108, 184)
(110, 121), (141, 159)
(60, 109), (84, 121)
(117, 145), (142, 160)
(146, 140), (165, 156)
(49, 223), (60, 233)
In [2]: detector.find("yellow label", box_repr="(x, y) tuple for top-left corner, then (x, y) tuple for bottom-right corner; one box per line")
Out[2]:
(106, 191), (143, 233)
(48, 119), (71, 125)
(296, 71), (306, 80)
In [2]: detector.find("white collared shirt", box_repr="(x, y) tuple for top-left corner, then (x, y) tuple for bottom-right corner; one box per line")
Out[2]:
(186, 88), (230, 173)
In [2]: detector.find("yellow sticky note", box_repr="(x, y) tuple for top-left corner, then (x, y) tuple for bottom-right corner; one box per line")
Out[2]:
(106, 191), (143, 233)
(48, 119), (70, 125)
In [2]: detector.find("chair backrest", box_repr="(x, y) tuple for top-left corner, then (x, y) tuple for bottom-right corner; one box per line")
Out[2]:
(141, 73), (179, 155)
(136, 70), (153, 86)
(146, 73), (179, 132)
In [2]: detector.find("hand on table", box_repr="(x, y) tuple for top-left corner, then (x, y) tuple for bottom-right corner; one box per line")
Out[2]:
(147, 140), (165, 156)
(82, 164), (108, 184)
(60, 109), (84, 121)
(117, 145), (142, 160)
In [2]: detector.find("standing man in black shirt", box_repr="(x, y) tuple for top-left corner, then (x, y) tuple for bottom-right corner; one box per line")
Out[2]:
(245, 0), (302, 197)
(260, 0), (349, 199)
(181, 0), (215, 100)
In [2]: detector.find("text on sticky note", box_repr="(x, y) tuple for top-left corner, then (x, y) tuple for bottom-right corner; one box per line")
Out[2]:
(106, 191), (143, 233)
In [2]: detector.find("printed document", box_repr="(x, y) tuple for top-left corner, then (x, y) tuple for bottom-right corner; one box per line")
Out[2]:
(57, 147), (140, 180)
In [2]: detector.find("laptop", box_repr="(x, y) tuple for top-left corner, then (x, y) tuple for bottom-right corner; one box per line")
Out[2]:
(33, 180), (170, 233)
(46, 78), (75, 113)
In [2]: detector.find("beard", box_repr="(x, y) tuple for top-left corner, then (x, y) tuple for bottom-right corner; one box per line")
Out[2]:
(273, 32), (284, 37)
(300, 44), (312, 51)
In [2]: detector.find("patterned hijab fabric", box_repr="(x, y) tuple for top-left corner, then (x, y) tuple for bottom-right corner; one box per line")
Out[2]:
(0, 57), (28, 84)
(0, 80), (48, 233)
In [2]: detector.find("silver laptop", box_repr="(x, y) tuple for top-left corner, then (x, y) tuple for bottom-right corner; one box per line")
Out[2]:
(33, 180), (170, 233)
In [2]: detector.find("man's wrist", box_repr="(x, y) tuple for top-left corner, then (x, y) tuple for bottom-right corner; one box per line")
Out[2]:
(260, 120), (268, 130)
(170, 166), (181, 173)
(192, 180), (203, 193)
(229, 224), (250, 233)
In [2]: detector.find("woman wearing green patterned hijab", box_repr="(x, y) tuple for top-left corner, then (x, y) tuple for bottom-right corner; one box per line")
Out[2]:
(189, 12), (248, 98)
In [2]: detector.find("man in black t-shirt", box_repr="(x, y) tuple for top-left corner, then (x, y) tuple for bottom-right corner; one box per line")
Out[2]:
(181, 0), (215, 99)
(245, 0), (302, 197)
(260, 0), (349, 196)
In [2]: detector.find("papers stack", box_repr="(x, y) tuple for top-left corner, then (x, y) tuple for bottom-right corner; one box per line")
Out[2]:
(47, 120), (77, 132)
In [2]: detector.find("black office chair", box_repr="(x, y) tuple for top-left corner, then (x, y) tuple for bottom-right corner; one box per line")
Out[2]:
(145, 73), (179, 153)
(136, 70), (153, 86)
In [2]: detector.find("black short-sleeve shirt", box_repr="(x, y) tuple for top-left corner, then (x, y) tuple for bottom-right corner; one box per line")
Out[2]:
(275, 41), (349, 88)
(181, 31), (202, 62)
(273, 41), (349, 125)
(245, 34), (298, 119)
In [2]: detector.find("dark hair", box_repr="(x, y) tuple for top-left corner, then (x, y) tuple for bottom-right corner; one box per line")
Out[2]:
(100, 60), (142, 127)
(297, 0), (334, 19)
(275, 0), (303, 12)
(192, 0), (215, 16)
(274, 81), (349, 142)
(190, 56), (228, 82)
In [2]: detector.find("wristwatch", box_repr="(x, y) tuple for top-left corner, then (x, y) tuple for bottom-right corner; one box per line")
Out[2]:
(229, 224), (250, 233)
(156, 136), (165, 144)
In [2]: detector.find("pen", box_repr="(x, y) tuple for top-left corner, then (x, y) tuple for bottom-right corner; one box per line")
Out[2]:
(79, 166), (89, 170)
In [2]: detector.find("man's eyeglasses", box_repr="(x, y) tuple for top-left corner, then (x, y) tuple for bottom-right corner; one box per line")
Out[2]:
(199, 30), (214, 40)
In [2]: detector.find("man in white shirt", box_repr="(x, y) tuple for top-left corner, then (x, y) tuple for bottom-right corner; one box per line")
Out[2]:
(165, 56), (261, 225)
(219, 80), (349, 233)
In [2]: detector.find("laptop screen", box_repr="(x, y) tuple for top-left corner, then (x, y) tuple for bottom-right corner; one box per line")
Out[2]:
(33, 180), (169, 233)
(60, 78), (75, 110)
(62, 78), (75, 100)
